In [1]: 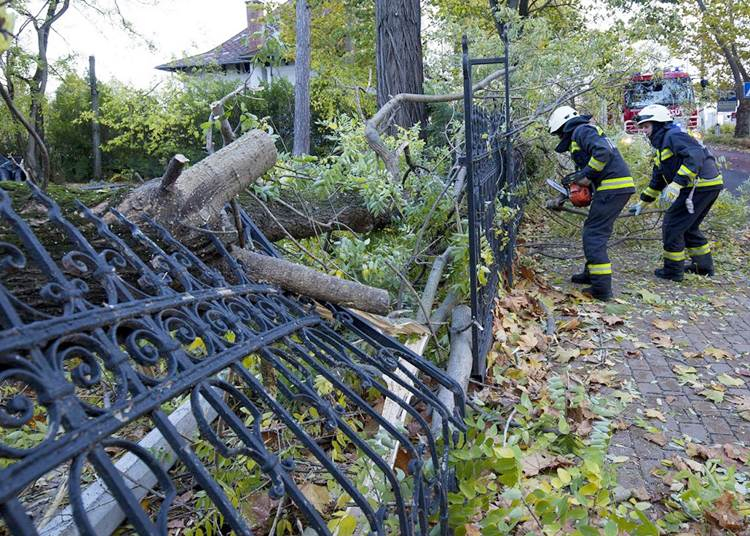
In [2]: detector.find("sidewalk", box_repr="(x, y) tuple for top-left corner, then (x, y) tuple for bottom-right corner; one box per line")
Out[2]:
(535, 239), (750, 495)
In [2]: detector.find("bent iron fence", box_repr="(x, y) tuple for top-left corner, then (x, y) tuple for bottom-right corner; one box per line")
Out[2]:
(0, 182), (465, 535)
(462, 33), (527, 378)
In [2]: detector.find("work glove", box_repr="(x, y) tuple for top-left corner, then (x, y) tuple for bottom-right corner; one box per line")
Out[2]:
(660, 182), (682, 205)
(562, 169), (587, 187)
(628, 201), (645, 216)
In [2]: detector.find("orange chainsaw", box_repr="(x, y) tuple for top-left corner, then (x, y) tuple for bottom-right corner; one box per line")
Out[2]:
(546, 177), (592, 208)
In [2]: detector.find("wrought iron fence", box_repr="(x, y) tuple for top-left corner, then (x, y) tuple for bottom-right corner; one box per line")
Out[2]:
(462, 32), (527, 378)
(0, 182), (465, 536)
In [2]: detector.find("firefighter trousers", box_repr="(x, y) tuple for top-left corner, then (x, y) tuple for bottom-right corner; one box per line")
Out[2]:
(581, 190), (631, 291)
(661, 187), (721, 276)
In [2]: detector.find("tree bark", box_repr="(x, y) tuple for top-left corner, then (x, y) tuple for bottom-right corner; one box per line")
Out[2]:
(375, 0), (425, 132)
(430, 305), (472, 436)
(238, 189), (393, 242)
(114, 129), (277, 235)
(231, 247), (391, 314)
(293, 0), (311, 155)
(694, 0), (749, 138)
(89, 55), (102, 180)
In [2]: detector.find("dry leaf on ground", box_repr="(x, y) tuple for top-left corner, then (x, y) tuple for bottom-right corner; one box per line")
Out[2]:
(652, 319), (676, 331)
(650, 332), (674, 348)
(645, 408), (667, 422)
(644, 431), (668, 446)
(704, 492), (744, 532)
(521, 451), (574, 477)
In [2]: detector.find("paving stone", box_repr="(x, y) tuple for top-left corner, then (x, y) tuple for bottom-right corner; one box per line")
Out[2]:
(702, 416), (734, 437)
(679, 423), (710, 442)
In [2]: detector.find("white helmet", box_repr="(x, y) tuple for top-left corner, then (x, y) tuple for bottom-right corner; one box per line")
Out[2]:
(548, 106), (579, 133)
(635, 104), (673, 125)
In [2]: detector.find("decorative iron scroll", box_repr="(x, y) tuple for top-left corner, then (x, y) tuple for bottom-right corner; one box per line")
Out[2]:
(0, 181), (465, 536)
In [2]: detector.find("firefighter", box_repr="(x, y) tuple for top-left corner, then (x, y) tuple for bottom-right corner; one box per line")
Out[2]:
(628, 104), (723, 280)
(548, 106), (635, 301)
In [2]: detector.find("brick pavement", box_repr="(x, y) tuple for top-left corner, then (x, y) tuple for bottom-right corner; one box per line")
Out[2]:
(536, 243), (750, 497)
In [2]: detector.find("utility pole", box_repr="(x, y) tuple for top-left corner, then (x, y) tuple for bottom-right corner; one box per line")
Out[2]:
(89, 55), (102, 181)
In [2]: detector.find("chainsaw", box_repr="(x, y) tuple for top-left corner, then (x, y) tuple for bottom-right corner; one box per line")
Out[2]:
(546, 177), (592, 208)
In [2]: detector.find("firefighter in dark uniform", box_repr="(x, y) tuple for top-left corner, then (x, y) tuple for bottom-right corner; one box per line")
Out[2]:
(628, 104), (723, 280)
(548, 106), (635, 301)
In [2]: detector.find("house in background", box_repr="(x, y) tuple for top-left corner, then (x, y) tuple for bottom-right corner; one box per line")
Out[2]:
(156, 1), (295, 86)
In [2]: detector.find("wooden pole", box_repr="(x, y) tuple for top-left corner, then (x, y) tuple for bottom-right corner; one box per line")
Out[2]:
(89, 55), (102, 181)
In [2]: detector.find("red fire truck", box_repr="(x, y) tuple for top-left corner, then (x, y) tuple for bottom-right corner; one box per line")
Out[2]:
(623, 69), (698, 132)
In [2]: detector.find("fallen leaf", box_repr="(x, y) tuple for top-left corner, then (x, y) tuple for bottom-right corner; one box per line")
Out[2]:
(559, 318), (581, 332)
(736, 368), (750, 378)
(644, 431), (668, 446)
(639, 289), (664, 305)
(728, 394), (750, 412)
(699, 389), (725, 404)
(682, 350), (702, 359)
(517, 332), (539, 353)
(464, 525), (482, 536)
(633, 341), (649, 349)
(632, 486), (650, 501)
(723, 444), (750, 463)
(300, 483), (331, 512)
(521, 451), (574, 477)
(717, 373), (744, 387)
(602, 315), (624, 326)
(645, 408), (666, 422)
(652, 319), (676, 331)
(587, 369), (619, 387)
(705, 492), (744, 531)
(625, 349), (642, 359)
(555, 347), (580, 363)
(650, 332), (674, 348)
(703, 347), (733, 360)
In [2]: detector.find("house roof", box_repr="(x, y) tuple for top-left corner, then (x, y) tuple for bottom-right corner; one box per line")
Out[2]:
(156, 28), (264, 72)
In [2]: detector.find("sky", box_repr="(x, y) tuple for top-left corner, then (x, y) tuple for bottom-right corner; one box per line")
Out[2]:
(43, 0), (257, 91)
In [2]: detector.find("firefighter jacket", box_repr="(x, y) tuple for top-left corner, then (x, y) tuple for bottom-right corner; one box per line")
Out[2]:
(555, 116), (635, 193)
(641, 123), (723, 203)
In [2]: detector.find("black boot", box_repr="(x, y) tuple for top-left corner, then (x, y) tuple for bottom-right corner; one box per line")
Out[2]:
(655, 258), (684, 282)
(582, 274), (612, 301)
(571, 267), (591, 285)
(685, 253), (714, 277)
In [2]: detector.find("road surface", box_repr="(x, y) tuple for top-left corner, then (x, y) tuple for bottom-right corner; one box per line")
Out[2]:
(708, 144), (750, 194)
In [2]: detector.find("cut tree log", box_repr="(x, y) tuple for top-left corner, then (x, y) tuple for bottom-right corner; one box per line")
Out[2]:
(430, 305), (472, 436)
(231, 247), (391, 314)
(114, 129), (277, 234)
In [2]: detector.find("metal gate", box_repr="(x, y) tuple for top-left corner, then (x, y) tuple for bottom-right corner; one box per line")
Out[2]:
(462, 31), (526, 378)
(0, 181), (465, 535)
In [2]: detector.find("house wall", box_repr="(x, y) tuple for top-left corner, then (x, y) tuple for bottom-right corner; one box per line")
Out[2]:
(188, 63), (296, 87)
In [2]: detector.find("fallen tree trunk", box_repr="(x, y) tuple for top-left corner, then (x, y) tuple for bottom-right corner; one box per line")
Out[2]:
(239, 189), (393, 242)
(114, 129), (277, 234)
(430, 305), (472, 436)
(231, 247), (391, 314)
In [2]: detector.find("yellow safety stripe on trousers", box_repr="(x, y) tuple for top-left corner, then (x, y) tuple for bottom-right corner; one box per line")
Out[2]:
(570, 141), (581, 153)
(677, 164), (698, 180)
(688, 174), (724, 188)
(643, 187), (661, 199)
(587, 263), (612, 275)
(598, 176), (635, 191)
(588, 156), (606, 172)
(687, 244), (711, 256)
(663, 249), (686, 261)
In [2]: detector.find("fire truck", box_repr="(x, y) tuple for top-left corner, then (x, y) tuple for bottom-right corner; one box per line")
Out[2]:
(623, 69), (699, 133)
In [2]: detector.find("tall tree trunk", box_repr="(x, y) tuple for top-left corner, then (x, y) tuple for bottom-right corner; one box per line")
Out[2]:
(736, 98), (750, 138)
(89, 55), (103, 180)
(375, 0), (425, 132)
(293, 0), (311, 156)
(694, 0), (749, 138)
